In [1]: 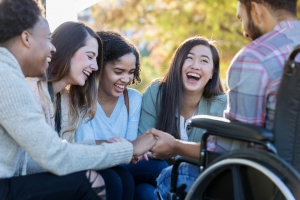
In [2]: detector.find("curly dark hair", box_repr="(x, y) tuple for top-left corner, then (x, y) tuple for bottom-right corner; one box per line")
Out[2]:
(238, 0), (297, 16)
(0, 0), (44, 43)
(97, 30), (141, 84)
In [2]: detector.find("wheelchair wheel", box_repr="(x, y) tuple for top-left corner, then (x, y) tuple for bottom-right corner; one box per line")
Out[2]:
(185, 149), (300, 200)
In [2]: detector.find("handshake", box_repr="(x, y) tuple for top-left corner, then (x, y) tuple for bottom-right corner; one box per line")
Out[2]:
(106, 128), (179, 162)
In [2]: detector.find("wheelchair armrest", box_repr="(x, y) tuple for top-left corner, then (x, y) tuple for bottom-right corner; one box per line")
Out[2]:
(188, 115), (274, 143)
(170, 157), (199, 193)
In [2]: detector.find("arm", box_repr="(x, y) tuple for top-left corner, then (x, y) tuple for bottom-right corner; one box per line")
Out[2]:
(224, 51), (269, 127)
(125, 89), (142, 140)
(146, 128), (201, 160)
(138, 82), (160, 136)
(0, 70), (133, 176)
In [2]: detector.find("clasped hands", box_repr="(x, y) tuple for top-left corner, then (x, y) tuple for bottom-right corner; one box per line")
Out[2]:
(106, 128), (178, 164)
(131, 128), (178, 163)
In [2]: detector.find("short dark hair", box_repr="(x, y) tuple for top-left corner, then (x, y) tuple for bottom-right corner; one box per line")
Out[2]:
(97, 30), (141, 84)
(238, 0), (298, 16)
(156, 36), (224, 139)
(0, 0), (44, 43)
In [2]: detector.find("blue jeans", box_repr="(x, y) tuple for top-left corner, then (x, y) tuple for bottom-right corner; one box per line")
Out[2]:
(121, 159), (168, 200)
(98, 166), (135, 200)
(156, 163), (200, 200)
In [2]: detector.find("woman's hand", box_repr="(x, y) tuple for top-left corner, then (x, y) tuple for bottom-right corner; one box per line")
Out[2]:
(107, 137), (128, 143)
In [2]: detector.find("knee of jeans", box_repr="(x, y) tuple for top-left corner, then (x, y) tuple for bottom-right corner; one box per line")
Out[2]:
(86, 170), (106, 196)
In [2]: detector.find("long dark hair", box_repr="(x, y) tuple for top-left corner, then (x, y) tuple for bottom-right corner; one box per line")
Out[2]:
(156, 36), (224, 139)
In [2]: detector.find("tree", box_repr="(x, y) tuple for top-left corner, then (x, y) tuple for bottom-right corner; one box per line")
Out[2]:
(89, 0), (300, 91)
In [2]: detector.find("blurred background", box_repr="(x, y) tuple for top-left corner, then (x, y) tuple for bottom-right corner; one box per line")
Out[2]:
(42, 0), (300, 92)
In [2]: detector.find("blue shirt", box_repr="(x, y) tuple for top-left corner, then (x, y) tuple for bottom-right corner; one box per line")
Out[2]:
(75, 88), (142, 142)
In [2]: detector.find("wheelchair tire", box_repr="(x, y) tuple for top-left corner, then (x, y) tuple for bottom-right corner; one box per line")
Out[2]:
(185, 149), (300, 200)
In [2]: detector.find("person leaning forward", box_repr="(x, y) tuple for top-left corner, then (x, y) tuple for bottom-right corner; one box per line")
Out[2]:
(0, 0), (157, 199)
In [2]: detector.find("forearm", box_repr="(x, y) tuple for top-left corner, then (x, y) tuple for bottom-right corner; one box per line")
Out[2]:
(174, 140), (201, 159)
(95, 140), (107, 145)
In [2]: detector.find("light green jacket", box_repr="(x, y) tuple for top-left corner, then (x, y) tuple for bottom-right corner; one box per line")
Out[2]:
(138, 80), (227, 142)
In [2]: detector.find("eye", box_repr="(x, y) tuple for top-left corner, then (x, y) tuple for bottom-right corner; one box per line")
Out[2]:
(114, 71), (122, 75)
(87, 55), (93, 60)
(201, 59), (209, 63)
(186, 56), (193, 60)
(129, 69), (135, 75)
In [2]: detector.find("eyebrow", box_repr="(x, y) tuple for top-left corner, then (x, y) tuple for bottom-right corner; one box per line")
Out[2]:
(188, 52), (211, 60)
(86, 51), (96, 56)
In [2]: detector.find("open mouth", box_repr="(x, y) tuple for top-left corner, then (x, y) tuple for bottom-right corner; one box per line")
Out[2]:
(47, 57), (51, 63)
(83, 70), (91, 77)
(115, 84), (125, 89)
(187, 72), (201, 81)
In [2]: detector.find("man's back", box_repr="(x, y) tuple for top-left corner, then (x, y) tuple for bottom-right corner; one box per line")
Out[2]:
(225, 20), (300, 130)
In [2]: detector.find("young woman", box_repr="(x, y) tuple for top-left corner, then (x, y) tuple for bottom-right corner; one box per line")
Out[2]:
(25, 22), (154, 200)
(75, 30), (168, 200)
(137, 36), (227, 199)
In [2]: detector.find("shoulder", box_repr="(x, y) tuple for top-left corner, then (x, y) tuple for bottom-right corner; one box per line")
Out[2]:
(207, 93), (227, 103)
(143, 78), (162, 97)
(127, 88), (142, 105)
(204, 94), (227, 117)
(127, 88), (142, 98)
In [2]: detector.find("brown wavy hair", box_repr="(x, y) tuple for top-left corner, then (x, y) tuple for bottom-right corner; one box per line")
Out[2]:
(41, 21), (103, 141)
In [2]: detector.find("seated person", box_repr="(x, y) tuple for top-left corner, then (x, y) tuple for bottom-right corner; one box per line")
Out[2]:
(0, 1), (156, 199)
(147, 0), (300, 199)
(138, 35), (227, 198)
(76, 30), (168, 200)
(26, 22), (138, 200)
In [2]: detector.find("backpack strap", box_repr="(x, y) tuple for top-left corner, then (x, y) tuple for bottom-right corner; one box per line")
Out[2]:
(124, 88), (129, 116)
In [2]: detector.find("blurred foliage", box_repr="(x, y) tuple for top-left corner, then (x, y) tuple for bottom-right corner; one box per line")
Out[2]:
(89, 0), (300, 92)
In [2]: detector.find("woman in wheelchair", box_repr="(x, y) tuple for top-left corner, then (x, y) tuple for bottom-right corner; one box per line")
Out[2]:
(137, 36), (227, 199)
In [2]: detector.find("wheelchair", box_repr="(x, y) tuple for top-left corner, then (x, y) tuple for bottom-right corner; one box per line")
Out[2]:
(168, 45), (300, 200)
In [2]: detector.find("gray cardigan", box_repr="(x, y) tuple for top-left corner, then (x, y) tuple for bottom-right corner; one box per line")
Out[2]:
(0, 47), (133, 178)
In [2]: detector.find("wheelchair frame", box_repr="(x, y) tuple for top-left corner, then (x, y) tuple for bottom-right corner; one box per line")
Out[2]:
(168, 45), (300, 200)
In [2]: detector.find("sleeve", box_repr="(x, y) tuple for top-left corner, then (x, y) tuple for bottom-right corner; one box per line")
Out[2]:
(224, 50), (269, 126)
(125, 89), (142, 141)
(137, 82), (159, 136)
(0, 69), (133, 176)
(26, 78), (44, 113)
(75, 117), (96, 143)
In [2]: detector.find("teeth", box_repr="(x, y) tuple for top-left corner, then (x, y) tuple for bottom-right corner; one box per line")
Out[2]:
(83, 70), (90, 76)
(47, 57), (51, 63)
(187, 73), (200, 78)
(115, 84), (125, 89)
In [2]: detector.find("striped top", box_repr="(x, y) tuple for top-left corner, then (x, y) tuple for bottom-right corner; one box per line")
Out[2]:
(224, 20), (300, 130)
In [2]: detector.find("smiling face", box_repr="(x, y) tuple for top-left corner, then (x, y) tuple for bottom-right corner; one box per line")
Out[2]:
(100, 53), (136, 99)
(236, 1), (263, 41)
(181, 45), (214, 94)
(26, 18), (56, 77)
(67, 36), (99, 86)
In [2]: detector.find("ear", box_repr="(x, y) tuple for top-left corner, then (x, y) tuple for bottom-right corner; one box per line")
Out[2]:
(20, 31), (31, 48)
(250, 2), (263, 24)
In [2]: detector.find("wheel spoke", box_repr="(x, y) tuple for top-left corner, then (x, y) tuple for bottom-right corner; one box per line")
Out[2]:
(231, 165), (245, 200)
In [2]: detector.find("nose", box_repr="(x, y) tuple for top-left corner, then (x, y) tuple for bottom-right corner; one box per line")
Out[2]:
(191, 59), (201, 70)
(51, 43), (56, 54)
(243, 31), (250, 39)
(120, 74), (132, 84)
(90, 60), (98, 71)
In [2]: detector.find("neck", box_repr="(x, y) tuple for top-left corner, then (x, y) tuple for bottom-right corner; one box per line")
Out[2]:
(52, 79), (68, 95)
(181, 90), (202, 119)
(263, 11), (298, 33)
(97, 84), (118, 105)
